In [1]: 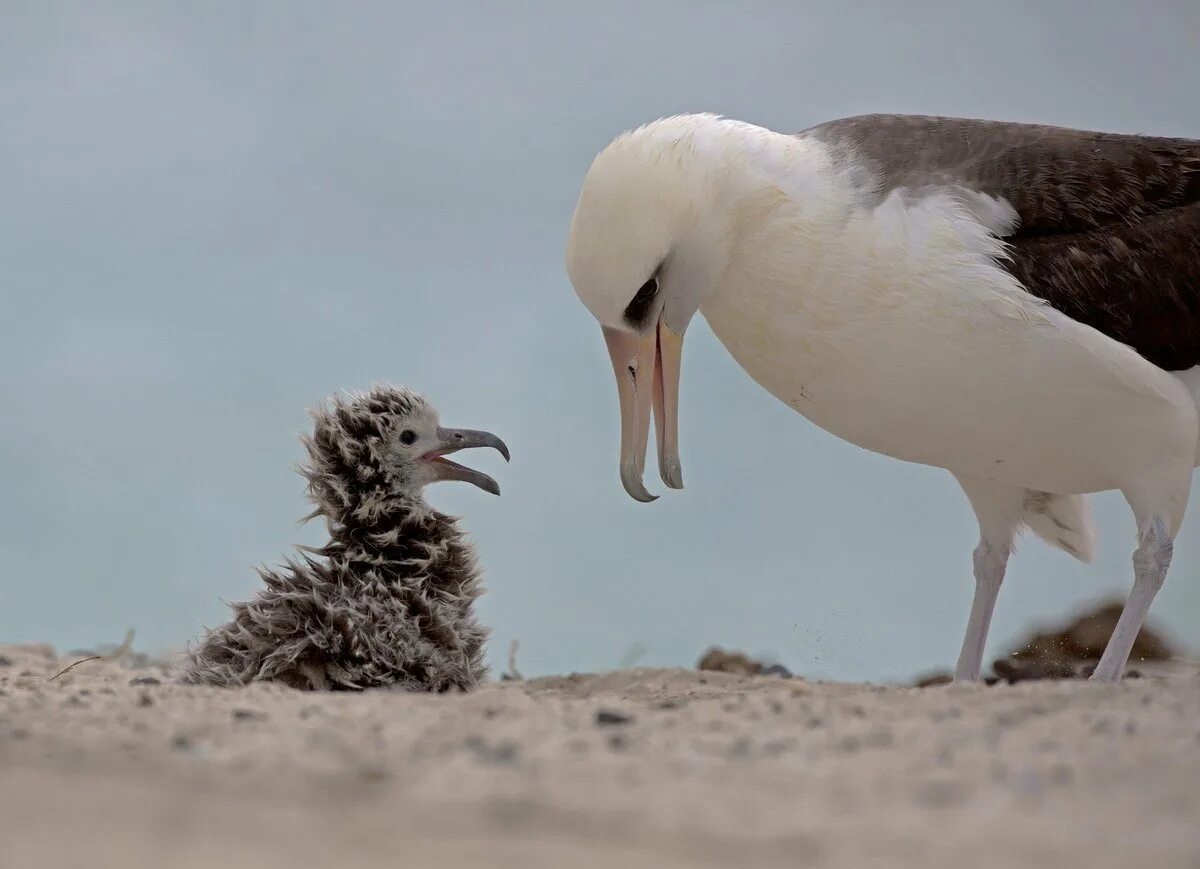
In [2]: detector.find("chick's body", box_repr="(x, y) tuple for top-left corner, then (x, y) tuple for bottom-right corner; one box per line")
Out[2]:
(177, 385), (506, 692)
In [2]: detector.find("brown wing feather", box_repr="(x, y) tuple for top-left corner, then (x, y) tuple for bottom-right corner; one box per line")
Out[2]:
(805, 114), (1200, 369)
(1007, 203), (1200, 370)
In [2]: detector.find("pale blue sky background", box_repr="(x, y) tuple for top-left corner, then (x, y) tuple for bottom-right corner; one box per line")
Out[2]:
(1, 1), (1196, 682)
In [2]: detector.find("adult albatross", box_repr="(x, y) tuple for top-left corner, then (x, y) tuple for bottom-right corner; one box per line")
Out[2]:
(564, 113), (1200, 682)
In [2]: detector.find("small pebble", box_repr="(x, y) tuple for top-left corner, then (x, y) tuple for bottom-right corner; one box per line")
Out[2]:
(1048, 764), (1074, 785)
(763, 738), (797, 756)
(232, 708), (266, 722)
(129, 676), (162, 687)
(837, 735), (862, 753)
(863, 728), (894, 748)
(356, 764), (391, 782)
(1008, 770), (1045, 796)
(914, 779), (967, 808)
(730, 737), (755, 758)
(464, 736), (519, 764)
(595, 708), (633, 727)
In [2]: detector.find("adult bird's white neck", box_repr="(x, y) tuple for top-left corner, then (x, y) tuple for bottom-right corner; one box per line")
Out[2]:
(566, 114), (876, 499)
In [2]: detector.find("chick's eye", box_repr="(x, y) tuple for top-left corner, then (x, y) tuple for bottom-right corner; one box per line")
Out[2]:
(399, 429), (417, 446)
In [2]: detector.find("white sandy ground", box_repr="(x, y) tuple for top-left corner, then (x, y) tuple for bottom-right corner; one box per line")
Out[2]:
(1, 644), (1198, 869)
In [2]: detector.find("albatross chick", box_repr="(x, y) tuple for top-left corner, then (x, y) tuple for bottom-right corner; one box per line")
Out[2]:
(177, 385), (509, 692)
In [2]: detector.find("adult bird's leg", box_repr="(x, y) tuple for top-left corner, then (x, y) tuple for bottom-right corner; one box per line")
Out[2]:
(953, 475), (1024, 682)
(956, 541), (1010, 681)
(1091, 517), (1174, 682)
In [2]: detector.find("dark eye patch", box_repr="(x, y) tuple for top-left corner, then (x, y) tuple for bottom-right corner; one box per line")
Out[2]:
(622, 277), (659, 329)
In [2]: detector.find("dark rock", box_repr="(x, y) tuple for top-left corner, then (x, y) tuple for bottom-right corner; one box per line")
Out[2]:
(595, 708), (633, 727)
(698, 647), (761, 676)
(997, 600), (1174, 679)
(232, 708), (266, 721)
(0, 656), (12, 667)
(129, 676), (162, 687)
(914, 671), (953, 688)
(698, 647), (794, 678)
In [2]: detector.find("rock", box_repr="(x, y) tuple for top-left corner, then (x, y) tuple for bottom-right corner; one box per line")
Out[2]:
(464, 736), (520, 764)
(129, 676), (162, 686)
(914, 671), (953, 688)
(697, 647), (762, 676)
(994, 599), (1175, 680)
(697, 648), (794, 678)
(993, 658), (1081, 683)
(595, 708), (633, 726)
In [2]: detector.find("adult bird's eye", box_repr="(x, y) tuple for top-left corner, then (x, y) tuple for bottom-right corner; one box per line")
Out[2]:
(622, 277), (659, 329)
(399, 429), (417, 445)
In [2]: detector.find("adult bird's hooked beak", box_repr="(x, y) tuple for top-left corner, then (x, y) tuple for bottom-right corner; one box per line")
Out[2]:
(424, 427), (511, 496)
(602, 318), (684, 502)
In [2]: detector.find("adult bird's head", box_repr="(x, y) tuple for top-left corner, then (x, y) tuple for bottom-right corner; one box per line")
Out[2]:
(565, 115), (742, 502)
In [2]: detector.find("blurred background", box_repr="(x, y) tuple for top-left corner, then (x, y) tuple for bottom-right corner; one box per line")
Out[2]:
(1, 0), (1196, 683)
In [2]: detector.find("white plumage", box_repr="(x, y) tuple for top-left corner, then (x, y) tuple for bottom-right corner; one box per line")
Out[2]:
(565, 113), (1200, 682)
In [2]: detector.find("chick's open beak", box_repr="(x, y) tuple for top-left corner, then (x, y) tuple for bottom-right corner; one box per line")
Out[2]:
(602, 318), (684, 503)
(424, 427), (510, 496)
